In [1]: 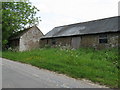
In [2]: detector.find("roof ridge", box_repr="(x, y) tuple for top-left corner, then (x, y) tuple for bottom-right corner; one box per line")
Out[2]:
(42, 16), (119, 39)
(10, 25), (40, 40)
(54, 16), (119, 28)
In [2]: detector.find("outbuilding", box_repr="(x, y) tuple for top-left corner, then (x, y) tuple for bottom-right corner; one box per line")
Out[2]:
(40, 16), (119, 49)
(9, 25), (44, 51)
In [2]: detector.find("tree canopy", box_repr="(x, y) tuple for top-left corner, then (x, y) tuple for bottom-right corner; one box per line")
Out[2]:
(2, 1), (40, 48)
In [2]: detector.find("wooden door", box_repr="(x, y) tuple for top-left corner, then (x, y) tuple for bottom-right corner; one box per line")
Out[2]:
(71, 37), (81, 49)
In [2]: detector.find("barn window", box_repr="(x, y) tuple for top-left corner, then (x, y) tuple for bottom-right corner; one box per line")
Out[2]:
(99, 34), (108, 43)
(52, 38), (56, 45)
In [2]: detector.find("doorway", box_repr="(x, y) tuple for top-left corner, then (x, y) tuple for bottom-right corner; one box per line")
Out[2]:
(71, 36), (81, 49)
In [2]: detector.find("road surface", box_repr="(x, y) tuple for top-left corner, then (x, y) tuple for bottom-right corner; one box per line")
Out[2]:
(1, 58), (108, 88)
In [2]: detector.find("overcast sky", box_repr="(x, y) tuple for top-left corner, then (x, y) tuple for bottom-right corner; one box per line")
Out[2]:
(30, 0), (119, 34)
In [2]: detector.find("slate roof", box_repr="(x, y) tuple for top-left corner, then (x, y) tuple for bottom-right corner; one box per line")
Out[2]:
(10, 25), (41, 40)
(42, 16), (119, 39)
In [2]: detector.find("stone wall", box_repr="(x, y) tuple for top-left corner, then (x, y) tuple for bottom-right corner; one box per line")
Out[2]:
(40, 37), (72, 48)
(40, 32), (119, 49)
(19, 26), (43, 51)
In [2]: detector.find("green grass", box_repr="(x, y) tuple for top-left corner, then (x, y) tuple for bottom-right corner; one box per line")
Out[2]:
(2, 48), (119, 88)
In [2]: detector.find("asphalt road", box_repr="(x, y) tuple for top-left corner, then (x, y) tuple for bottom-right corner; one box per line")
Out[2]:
(2, 58), (108, 88)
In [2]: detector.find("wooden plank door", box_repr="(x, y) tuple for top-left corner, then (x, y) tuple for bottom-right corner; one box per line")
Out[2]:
(71, 37), (81, 49)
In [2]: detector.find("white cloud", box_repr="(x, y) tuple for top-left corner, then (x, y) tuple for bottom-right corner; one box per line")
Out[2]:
(30, 0), (119, 34)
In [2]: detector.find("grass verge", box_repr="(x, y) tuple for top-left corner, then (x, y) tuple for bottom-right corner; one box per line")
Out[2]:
(2, 48), (119, 88)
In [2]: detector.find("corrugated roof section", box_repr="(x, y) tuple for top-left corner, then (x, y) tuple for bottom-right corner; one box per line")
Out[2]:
(42, 16), (119, 39)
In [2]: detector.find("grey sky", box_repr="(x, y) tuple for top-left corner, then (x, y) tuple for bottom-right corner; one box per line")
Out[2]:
(30, 0), (119, 34)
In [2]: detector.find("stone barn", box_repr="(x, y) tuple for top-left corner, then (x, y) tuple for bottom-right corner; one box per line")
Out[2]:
(9, 25), (44, 51)
(40, 16), (120, 49)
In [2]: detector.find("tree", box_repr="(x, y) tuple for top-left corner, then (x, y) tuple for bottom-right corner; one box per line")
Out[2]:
(2, 1), (40, 49)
